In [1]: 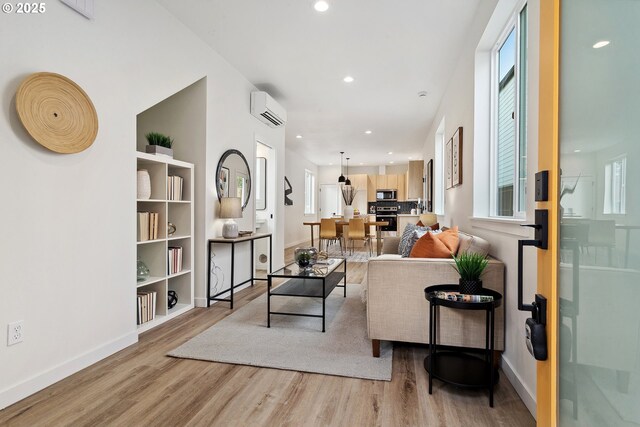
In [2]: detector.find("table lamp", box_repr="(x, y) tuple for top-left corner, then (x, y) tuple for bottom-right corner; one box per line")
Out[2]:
(220, 197), (242, 238)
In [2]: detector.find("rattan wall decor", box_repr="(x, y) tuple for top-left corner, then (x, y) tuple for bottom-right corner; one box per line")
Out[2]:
(15, 72), (98, 154)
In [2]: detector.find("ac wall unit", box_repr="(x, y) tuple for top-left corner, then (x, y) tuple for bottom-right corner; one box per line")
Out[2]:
(250, 91), (287, 127)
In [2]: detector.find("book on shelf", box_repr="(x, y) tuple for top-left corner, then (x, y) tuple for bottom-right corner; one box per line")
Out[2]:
(137, 211), (159, 241)
(433, 291), (494, 303)
(137, 290), (157, 325)
(168, 246), (183, 275)
(167, 175), (184, 201)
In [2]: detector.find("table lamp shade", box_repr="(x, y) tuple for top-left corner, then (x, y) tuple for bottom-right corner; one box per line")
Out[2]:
(220, 197), (242, 239)
(220, 197), (242, 219)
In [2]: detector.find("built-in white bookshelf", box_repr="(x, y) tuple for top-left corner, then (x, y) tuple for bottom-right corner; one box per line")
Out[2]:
(136, 152), (194, 334)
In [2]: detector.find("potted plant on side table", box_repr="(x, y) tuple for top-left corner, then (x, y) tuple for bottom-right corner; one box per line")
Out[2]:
(145, 132), (174, 158)
(452, 252), (489, 295)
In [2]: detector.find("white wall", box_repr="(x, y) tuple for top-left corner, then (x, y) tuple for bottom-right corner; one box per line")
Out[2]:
(422, 0), (540, 417)
(0, 0), (284, 409)
(284, 148), (318, 247)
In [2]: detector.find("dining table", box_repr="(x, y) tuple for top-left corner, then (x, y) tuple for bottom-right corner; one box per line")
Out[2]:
(302, 219), (389, 256)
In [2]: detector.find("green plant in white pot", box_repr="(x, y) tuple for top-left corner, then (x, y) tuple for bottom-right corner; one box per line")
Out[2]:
(145, 132), (174, 157)
(452, 252), (489, 295)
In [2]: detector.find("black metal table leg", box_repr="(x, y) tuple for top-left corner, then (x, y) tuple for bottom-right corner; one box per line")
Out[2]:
(322, 278), (326, 332)
(267, 275), (271, 328)
(207, 241), (211, 307)
(230, 241), (235, 309)
(490, 305), (495, 407)
(250, 238), (255, 286)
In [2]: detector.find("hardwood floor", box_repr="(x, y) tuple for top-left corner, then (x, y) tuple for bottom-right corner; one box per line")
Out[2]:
(0, 242), (535, 427)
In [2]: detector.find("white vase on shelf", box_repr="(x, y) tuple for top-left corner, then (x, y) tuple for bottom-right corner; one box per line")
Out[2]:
(344, 205), (354, 220)
(137, 169), (151, 199)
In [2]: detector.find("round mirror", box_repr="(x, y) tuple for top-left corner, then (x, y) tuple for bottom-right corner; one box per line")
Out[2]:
(216, 149), (252, 210)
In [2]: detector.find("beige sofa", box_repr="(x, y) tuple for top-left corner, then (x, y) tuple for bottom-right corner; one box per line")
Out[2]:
(366, 231), (505, 356)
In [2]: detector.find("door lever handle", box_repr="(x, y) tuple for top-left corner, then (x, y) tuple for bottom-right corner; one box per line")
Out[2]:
(521, 223), (542, 229)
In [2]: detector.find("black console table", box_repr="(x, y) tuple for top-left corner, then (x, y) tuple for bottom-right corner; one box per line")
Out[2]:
(424, 284), (503, 407)
(207, 233), (272, 309)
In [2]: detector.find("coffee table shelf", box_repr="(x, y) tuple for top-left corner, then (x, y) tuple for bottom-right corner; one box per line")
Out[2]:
(267, 258), (346, 332)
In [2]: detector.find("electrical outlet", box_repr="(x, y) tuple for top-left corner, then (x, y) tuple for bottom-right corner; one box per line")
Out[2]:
(7, 321), (24, 346)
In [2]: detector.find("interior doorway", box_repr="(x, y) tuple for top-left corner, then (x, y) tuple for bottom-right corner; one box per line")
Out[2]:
(255, 140), (275, 270)
(319, 184), (341, 218)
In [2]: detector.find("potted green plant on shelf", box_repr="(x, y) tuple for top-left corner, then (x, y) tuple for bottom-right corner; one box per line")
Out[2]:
(145, 132), (174, 158)
(452, 252), (489, 295)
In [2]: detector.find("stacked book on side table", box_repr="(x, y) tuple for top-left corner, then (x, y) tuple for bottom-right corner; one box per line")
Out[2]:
(433, 291), (494, 303)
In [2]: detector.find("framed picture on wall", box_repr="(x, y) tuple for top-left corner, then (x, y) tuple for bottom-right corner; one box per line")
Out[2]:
(452, 127), (463, 187)
(446, 138), (453, 189)
(218, 167), (229, 198)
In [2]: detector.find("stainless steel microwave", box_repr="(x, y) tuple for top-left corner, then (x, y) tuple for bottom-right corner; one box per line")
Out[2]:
(376, 189), (397, 201)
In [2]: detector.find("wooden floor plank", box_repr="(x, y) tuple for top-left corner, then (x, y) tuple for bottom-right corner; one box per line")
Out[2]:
(0, 242), (535, 427)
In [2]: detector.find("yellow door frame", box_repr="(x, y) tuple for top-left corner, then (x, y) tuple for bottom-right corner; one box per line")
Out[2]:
(537, 0), (560, 425)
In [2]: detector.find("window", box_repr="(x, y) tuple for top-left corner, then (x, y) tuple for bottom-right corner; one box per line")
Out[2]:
(491, 3), (527, 217)
(604, 156), (626, 214)
(304, 169), (316, 215)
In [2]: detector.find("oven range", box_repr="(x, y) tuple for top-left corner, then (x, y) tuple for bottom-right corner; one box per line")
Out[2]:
(376, 206), (398, 232)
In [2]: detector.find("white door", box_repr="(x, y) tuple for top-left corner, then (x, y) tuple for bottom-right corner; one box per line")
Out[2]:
(319, 184), (341, 218)
(255, 140), (275, 270)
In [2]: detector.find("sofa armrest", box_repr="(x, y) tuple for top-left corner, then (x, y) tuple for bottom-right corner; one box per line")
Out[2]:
(366, 257), (505, 350)
(381, 236), (400, 255)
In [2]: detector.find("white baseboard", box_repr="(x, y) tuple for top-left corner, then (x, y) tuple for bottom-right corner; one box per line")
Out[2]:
(501, 355), (537, 419)
(0, 331), (138, 410)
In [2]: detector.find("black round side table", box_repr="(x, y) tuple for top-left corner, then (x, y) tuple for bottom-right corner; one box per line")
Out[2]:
(424, 284), (503, 407)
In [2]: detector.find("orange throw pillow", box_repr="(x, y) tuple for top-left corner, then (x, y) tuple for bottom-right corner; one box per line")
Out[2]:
(409, 226), (459, 258)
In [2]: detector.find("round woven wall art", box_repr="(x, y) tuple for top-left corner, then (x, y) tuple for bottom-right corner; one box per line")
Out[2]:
(16, 72), (98, 154)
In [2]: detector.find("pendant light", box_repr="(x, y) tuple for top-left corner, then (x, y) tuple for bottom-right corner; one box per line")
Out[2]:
(338, 151), (346, 183)
(345, 157), (352, 186)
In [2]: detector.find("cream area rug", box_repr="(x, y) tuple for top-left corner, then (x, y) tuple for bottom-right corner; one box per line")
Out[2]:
(168, 284), (393, 381)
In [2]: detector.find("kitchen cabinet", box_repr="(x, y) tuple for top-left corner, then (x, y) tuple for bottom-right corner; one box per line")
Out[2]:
(376, 175), (388, 189)
(397, 173), (407, 201)
(349, 173), (367, 190)
(407, 160), (425, 200)
(367, 175), (377, 202)
(387, 174), (398, 189)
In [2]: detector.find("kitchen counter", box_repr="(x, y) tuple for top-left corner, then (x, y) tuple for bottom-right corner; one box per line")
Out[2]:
(397, 214), (419, 217)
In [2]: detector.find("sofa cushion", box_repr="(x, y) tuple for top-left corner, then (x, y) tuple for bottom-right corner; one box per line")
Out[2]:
(410, 226), (459, 258)
(398, 223), (417, 255)
(402, 228), (441, 257)
(400, 226), (433, 257)
(457, 231), (491, 256)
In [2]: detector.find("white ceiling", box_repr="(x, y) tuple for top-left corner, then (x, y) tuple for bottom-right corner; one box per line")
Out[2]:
(157, 0), (481, 166)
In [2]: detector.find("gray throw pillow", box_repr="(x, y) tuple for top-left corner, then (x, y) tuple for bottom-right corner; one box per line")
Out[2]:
(398, 223), (417, 255)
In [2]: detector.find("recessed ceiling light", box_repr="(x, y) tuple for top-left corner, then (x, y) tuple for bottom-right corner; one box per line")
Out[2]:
(296, 134), (302, 139)
(329, 163), (333, 165)
(389, 161), (394, 164)
(360, 162), (364, 165)
(574, 149), (581, 153)
(314, 1), (329, 12)
(408, 156), (413, 160)
(387, 151), (393, 155)
(593, 40), (610, 49)
(365, 130), (372, 134)
(343, 76), (354, 83)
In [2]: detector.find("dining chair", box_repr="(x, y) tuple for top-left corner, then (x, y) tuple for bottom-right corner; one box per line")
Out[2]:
(320, 218), (343, 254)
(347, 218), (371, 256)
